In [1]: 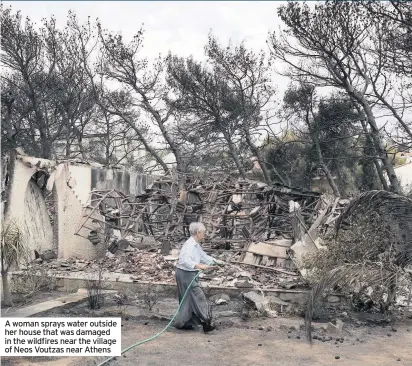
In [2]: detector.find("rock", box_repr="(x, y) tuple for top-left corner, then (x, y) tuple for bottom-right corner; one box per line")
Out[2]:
(258, 344), (262, 347)
(210, 293), (231, 305)
(163, 255), (178, 261)
(279, 324), (288, 330)
(266, 326), (273, 332)
(236, 279), (253, 288)
(33, 258), (43, 264)
(258, 326), (264, 330)
(243, 291), (270, 312)
(40, 250), (57, 260)
(327, 295), (341, 304)
(215, 311), (236, 317)
(267, 296), (291, 312)
(391, 327), (397, 332)
(327, 319), (344, 335)
(335, 356), (340, 360)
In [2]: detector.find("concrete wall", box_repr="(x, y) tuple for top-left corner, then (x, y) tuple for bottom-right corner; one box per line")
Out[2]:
(5, 159), (54, 260)
(53, 163), (106, 259)
(6, 154), (157, 261)
(395, 163), (412, 191)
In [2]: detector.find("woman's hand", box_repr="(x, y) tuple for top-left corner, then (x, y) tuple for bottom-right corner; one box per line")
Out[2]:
(195, 264), (214, 271)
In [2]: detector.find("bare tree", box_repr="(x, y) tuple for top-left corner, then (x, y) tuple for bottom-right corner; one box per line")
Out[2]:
(269, 1), (401, 193)
(95, 24), (183, 175)
(1, 7), (98, 159)
(204, 35), (282, 184)
(283, 84), (341, 196)
(167, 55), (249, 178)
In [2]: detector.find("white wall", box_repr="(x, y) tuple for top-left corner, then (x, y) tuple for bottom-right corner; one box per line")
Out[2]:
(395, 163), (412, 192)
(5, 160), (54, 260)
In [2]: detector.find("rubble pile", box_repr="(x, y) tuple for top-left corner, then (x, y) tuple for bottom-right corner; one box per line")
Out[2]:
(27, 247), (306, 290)
(76, 174), (322, 255)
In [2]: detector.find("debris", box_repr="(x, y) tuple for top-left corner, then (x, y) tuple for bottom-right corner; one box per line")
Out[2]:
(243, 291), (277, 317)
(161, 241), (171, 255)
(39, 250), (57, 261)
(210, 294), (231, 305)
(327, 295), (340, 303)
(267, 296), (291, 313)
(327, 319), (344, 335)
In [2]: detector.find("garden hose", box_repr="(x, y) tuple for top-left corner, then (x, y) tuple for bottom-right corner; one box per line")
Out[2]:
(97, 270), (202, 366)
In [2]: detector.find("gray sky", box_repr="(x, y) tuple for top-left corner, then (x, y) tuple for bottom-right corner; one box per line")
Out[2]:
(7, 1), (291, 95)
(7, 1), (284, 59)
(5, 1), (406, 132)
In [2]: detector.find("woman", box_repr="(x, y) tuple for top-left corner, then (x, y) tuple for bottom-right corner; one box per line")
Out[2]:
(173, 222), (222, 332)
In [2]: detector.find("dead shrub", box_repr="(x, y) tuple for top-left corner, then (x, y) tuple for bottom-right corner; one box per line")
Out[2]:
(302, 212), (398, 287)
(86, 266), (104, 310)
(11, 267), (57, 300)
(142, 291), (158, 311)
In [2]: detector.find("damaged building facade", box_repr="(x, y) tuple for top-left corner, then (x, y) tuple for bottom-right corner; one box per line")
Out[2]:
(2, 150), (347, 275)
(2, 150), (157, 260)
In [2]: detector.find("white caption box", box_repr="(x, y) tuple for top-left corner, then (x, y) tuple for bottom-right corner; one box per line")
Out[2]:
(0, 317), (121, 356)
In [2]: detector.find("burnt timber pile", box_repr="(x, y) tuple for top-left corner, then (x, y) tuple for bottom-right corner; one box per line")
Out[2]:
(75, 174), (334, 276)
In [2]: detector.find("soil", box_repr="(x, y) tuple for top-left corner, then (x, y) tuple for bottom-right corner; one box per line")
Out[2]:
(1, 290), (66, 312)
(2, 292), (412, 366)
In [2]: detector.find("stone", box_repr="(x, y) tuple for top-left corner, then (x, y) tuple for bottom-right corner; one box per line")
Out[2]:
(40, 250), (57, 260)
(267, 296), (291, 312)
(327, 319), (344, 335)
(210, 293), (231, 305)
(327, 295), (341, 304)
(335, 356), (340, 360)
(33, 258), (43, 264)
(215, 311), (236, 317)
(236, 279), (253, 288)
(243, 291), (268, 311)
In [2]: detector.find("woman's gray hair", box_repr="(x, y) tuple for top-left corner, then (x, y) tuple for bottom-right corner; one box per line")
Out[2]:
(189, 222), (206, 236)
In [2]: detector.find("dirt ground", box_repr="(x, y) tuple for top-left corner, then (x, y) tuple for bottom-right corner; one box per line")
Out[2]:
(3, 316), (412, 366)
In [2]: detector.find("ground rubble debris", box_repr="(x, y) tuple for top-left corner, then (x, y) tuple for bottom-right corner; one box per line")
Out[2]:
(21, 174), (355, 301)
(71, 173), (350, 282)
(25, 247), (307, 291)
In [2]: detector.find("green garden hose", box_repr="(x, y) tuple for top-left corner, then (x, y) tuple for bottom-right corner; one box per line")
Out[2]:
(97, 270), (202, 366)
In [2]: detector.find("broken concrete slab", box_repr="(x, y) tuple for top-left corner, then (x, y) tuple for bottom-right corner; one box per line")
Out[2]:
(210, 293), (231, 305)
(245, 242), (288, 259)
(267, 295), (291, 313)
(242, 291), (278, 317)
